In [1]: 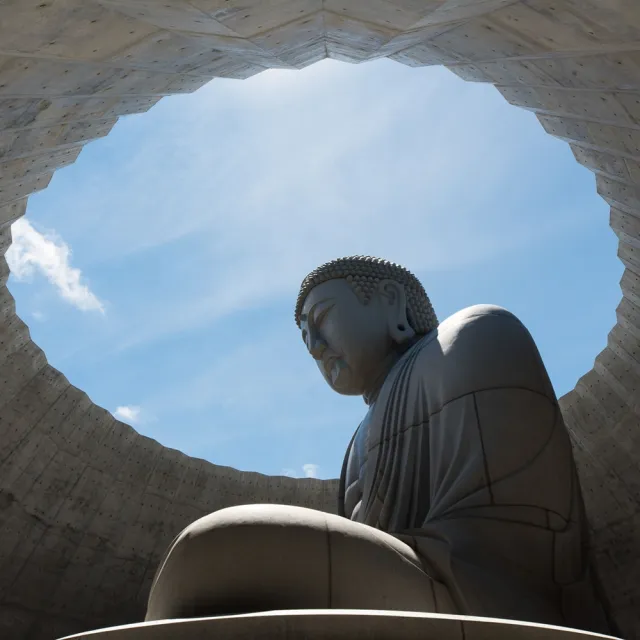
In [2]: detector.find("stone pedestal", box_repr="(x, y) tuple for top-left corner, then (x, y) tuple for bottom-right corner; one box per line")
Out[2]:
(59, 610), (620, 640)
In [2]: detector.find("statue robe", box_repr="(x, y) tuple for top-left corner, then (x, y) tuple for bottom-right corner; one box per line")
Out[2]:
(338, 305), (612, 634)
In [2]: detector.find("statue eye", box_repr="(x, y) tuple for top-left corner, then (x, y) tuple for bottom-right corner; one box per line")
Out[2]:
(314, 304), (334, 328)
(301, 329), (308, 343)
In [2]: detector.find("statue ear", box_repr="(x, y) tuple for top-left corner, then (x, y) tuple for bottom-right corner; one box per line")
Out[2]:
(378, 279), (416, 345)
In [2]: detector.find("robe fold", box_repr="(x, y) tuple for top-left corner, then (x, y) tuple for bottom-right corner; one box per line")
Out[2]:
(338, 304), (613, 634)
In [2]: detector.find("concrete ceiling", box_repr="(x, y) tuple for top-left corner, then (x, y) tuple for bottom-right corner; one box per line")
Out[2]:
(0, 1), (638, 638)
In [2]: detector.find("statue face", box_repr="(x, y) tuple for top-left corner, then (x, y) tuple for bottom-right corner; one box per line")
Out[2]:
(299, 279), (395, 396)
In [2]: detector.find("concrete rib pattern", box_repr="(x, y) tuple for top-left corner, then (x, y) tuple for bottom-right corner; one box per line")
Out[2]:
(0, 1), (638, 638)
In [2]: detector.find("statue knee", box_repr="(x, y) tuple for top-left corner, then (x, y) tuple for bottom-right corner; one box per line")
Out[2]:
(145, 504), (439, 622)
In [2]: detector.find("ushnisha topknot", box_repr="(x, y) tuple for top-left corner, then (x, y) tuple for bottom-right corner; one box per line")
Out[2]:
(295, 256), (438, 335)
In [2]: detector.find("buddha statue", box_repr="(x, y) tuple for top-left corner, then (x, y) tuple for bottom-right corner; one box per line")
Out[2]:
(142, 256), (615, 636)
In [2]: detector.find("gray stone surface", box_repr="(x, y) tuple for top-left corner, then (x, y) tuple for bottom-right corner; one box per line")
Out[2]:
(0, 1), (638, 638)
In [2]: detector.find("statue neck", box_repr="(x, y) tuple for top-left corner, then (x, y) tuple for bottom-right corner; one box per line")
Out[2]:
(363, 335), (421, 406)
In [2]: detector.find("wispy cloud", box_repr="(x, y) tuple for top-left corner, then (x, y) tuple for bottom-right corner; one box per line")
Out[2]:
(113, 405), (142, 424)
(21, 59), (597, 370)
(145, 328), (325, 423)
(31, 310), (46, 322)
(61, 60), (572, 354)
(7, 218), (104, 314)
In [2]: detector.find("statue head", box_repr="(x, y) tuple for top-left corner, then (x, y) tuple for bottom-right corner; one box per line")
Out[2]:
(295, 256), (438, 398)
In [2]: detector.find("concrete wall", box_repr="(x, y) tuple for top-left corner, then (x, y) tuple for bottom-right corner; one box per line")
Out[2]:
(0, 1), (638, 638)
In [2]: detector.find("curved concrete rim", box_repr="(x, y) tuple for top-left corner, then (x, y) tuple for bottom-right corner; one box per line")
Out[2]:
(59, 610), (621, 640)
(0, 2), (638, 639)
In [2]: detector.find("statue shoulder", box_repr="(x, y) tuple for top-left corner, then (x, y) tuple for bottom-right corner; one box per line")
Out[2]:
(411, 304), (555, 405)
(437, 304), (530, 348)
(443, 304), (524, 329)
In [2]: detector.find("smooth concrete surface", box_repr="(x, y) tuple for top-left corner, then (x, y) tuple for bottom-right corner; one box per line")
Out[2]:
(58, 610), (621, 640)
(0, 1), (639, 639)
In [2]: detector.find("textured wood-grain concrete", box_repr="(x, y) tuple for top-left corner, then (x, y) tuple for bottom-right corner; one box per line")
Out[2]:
(0, 1), (638, 638)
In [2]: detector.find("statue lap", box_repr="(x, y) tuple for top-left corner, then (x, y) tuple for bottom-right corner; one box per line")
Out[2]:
(145, 504), (452, 621)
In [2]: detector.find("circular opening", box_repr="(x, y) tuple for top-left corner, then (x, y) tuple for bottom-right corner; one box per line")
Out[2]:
(7, 60), (622, 478)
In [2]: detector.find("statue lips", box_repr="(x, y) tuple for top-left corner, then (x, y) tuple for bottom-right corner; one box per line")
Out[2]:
(322, 353), (338, 375)
(322, 353), (343, 385)
(323, 354), (353, 391)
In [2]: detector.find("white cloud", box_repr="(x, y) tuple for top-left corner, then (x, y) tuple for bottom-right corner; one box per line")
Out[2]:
(114, 405), (142, 424)
(31, 310), (45, 322)
(7, 218), (104, 313)
(278, 465), (320, 479)
(303, 463), (320, 479)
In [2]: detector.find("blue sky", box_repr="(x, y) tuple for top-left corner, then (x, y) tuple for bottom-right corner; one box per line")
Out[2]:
(7, 58), (622, 480)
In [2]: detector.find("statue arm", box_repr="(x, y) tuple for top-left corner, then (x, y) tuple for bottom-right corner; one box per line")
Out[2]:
(390, 310), (591, 617)
(337, 426), (358, 518)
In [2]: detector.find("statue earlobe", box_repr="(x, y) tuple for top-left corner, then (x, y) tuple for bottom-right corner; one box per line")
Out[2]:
(378, 279), (416, 345)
